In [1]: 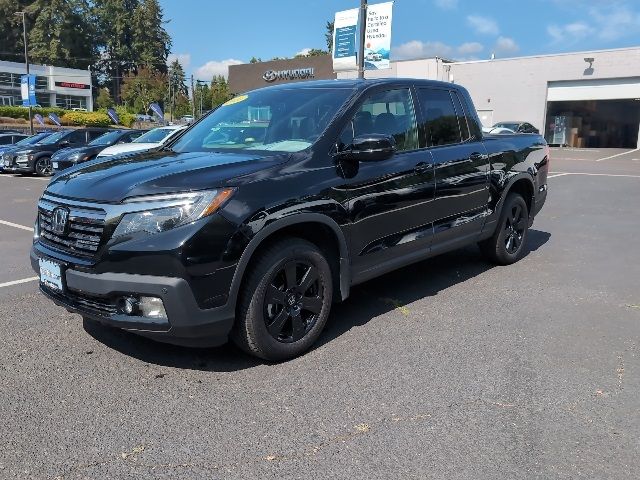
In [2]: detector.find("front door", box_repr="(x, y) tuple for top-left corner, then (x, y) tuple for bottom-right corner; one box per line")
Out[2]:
(331, 87), (436, 281)
(416, 87), (490, 250)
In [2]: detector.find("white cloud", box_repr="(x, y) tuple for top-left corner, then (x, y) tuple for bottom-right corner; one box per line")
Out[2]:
(547, 22), (591, 43)
(466, 15), (499, 36)
(167, 53), (191, 70)
(434, 0), (458, 9)
(393, 40), (485, 60)
(457, 42), (484, 56)
(295, 47), (312, 56)
(194, 59), (243, 80)
(394, 40), (454, 60)
(494, 36), (519, 56)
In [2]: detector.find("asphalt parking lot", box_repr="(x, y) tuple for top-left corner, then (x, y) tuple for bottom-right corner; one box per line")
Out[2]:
(1, 149), (639, 479)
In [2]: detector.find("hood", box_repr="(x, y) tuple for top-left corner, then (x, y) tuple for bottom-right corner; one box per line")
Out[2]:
(97, 142), (160, 157)
(53, 145), (102, 161)
(46, 150), (287, 202)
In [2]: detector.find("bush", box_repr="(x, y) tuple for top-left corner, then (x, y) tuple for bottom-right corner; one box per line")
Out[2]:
(61, 111), (112, 127)
(0, 106), (66, 120)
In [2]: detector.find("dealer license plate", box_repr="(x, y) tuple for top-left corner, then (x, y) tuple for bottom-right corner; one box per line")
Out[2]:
(39, 258), (64, 291)
(3, 159), (10, 167)
(52, 162), (58, 169)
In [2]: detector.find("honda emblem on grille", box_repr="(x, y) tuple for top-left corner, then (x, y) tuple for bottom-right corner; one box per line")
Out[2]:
(51, 207), (70, 235)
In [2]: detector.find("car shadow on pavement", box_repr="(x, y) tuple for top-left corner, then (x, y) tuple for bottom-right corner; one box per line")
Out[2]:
(84, 229), (551, 371)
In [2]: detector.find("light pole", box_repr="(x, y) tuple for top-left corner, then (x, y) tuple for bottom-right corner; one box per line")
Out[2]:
(357, 0), (367, 79)
(15, 11), (33, 134)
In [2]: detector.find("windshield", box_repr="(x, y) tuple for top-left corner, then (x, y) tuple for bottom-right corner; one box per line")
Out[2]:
(17, 133), (49, 145)
(89, 131), (123, 146)
(133, 128), (175, 144)
(36, 131), (69, 145)
(494, 123), (519, 131)
(171, 87), (354, 154)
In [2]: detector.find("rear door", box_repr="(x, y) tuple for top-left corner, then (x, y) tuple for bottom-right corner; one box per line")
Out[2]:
(416, 87), (490, 250)
(332, 87), (436, 280)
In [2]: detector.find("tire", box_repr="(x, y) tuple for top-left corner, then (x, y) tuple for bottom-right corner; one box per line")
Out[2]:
(479, 193), (529, 265)
(34, 156), (53, 176)
(231, 238), (333, 361)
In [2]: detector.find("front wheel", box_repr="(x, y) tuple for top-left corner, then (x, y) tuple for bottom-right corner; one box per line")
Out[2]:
(231, 238), (333, 361)
(479, 193), (529, 265)
(34, 156), (53, 176)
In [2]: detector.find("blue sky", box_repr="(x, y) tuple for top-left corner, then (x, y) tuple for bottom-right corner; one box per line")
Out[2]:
(161, 0), (640, 81)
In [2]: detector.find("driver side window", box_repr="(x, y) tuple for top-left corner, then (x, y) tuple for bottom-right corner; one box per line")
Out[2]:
(338, 88), (419, 152)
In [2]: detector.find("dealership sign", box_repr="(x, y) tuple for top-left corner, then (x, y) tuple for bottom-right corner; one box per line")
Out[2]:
(332, 2), (393, 72)
(332, 8), (359, 72)
(263, 68), (315, 82)
(364, 2), (393, 70)
(21, 74), (36, 107)
(54, 81), (90, 90)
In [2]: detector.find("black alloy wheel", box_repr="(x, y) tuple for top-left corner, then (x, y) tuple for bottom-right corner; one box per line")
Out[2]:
(479, 192), (529, 265)
(34, 157), (53, 176)
(504, 202), (526, 254)
(263, 260), (323, 343)
(231, 238), (333, 361)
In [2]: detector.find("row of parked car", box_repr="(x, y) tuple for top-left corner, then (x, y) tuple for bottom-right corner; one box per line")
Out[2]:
(0, 125), (187, 176)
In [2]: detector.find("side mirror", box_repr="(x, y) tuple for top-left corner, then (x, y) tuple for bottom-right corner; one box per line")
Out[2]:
(340, 134), (396, 162)
(59, 140), (71, 147)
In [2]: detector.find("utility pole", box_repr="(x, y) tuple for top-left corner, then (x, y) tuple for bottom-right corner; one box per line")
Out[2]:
(190, 74), (196, 120)
(15, 11), (33, 134)
(357, 0), (367, 79)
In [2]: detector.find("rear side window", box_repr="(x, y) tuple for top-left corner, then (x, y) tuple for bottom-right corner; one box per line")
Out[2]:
(67, 130), (87, 144)
(0, 136), (12, 145)
(417, 89), (461, 147)
(87, 130), (105, 141)
(451, 92), (471, 142)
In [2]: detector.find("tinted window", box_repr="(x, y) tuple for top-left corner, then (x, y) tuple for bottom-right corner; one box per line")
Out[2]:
(87, 130), (106, 141)
(67, 130), (87, 144)
(0, 136), (12, 145)
(339, 88), (418, 152)
(451, 93), (471, 142)
(417, 89), (461, 147)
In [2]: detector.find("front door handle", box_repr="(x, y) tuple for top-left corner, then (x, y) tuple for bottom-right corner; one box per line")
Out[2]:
(414, 162), (430, 174)
(469, 152), (486, 161)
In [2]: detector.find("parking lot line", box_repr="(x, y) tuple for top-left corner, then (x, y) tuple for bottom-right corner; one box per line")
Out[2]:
(0, 174), (49, 181)
(0, 277), (37, 289)
(0, 219), (33, 232)
(596, 149), (640, 162)
(548, 172), (640, 179)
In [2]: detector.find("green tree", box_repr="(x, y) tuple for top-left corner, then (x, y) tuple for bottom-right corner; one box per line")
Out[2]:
(210, 75), (231, 108)
(168, 59), (188, 96)
(0, 0), (32, 63)
(132, 0), (171, 72)
(295, 48), (327, 58)
(121, 66), (166, 113)
(95, 87), (114, 109)
(26, 0), (97, 69)
(249, 56), (262, 64)
(326, 20), (334, 52)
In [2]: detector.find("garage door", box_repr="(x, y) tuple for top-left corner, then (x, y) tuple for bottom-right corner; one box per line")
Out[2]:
(546, 78), (640, 148)
(548, 77), (640, 101)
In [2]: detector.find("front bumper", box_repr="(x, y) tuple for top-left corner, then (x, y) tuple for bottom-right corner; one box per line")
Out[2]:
(31, 248), (235, 347)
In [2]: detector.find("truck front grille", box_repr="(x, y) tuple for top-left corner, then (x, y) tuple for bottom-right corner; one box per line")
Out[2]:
(38, 200), (106, 259)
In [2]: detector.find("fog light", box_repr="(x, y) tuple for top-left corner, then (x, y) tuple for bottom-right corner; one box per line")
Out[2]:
(121, 296), (138, 315)
(138, 296), (167, 320)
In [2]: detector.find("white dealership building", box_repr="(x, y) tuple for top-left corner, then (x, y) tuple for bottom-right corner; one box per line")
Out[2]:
(0, 60), (93, 111)
(338, 46), (640, 148)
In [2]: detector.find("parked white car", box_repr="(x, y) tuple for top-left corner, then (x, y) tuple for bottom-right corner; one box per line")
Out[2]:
(96, 125), (187, 158)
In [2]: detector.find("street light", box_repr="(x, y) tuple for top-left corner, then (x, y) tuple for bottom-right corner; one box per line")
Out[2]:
(14, 11), (33, 134)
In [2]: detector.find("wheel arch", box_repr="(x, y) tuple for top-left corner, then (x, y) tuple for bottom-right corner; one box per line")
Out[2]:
(495, 173), (535, 218)
(228, 214), (351, 309)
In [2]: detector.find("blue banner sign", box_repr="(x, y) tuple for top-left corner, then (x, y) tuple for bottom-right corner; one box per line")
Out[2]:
(107, 108), (120, 125)
(34, 113), (45, 126)
(21, 74), (36, 107)
(149, 103), (164, 121)
(48, 113), (61, 126)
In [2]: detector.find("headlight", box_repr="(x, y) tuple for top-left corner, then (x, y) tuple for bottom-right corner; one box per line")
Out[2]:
(112, 188), (235, 237)
(16, 154), (31, 163)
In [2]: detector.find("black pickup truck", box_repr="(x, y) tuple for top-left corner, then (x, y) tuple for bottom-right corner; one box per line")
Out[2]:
(31, 79), (549, 360)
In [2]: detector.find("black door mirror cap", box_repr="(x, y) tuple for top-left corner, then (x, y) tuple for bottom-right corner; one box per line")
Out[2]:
(342, 134), (396, 162)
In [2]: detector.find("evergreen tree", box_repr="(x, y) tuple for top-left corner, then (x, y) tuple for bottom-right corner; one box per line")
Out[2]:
(95, 87), (114, 109)
(168, 59), (188, 97)
(210, 75), (231, 108)
(132, 0), (171, 72)
(26, 0), (97, 69)
(0, 0), (32, 63)
(326, 20), (334, 52)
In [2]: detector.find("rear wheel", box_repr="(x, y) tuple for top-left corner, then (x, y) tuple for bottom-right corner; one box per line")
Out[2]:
(34, 156), (53, 176)
(479, 193), (529, 265)
(231, 238), (333, 361)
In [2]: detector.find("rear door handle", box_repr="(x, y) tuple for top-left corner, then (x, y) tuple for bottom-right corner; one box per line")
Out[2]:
(414, 162), (430, 174)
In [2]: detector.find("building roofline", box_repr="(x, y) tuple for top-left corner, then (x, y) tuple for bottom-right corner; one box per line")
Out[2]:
(449, 45), (640, 65)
